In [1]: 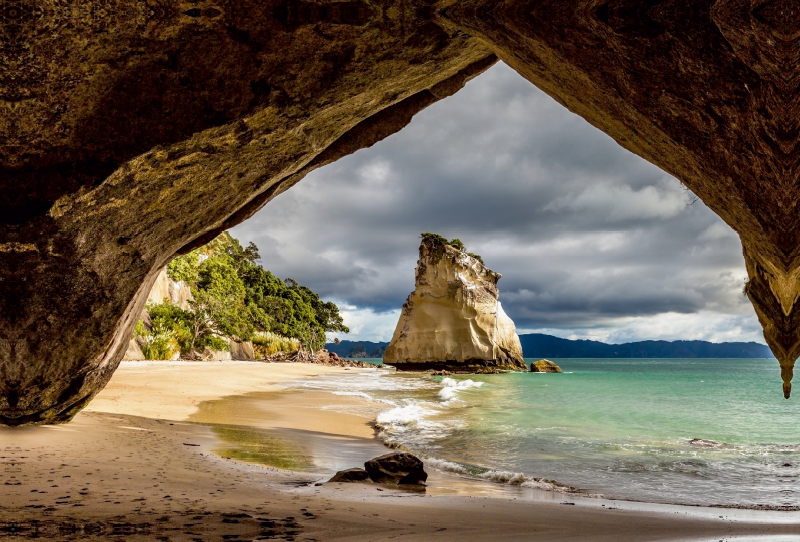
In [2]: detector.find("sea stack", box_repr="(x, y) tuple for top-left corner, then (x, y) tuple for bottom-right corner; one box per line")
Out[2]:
(383, 234), (526, 373)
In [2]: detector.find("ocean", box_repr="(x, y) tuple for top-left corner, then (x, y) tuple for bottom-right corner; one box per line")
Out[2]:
(292, 357), (800, 509)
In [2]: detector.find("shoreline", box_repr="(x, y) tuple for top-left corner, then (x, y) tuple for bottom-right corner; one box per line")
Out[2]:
(2, 360), (800, 540)
(86, 360), (800, 509)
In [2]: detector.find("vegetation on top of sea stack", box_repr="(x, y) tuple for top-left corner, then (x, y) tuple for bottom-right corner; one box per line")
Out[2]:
(448, 238), (465, 251)
(135, 232), (348, 358)
(420, 232), (448, 246)
(420, 232), (482, 264)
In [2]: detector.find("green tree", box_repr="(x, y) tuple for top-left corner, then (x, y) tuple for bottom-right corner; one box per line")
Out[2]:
(167, 249), (200, 284)
(193, 256), (251, 340)
(184, 296), (232, 353)
(161, 231), (349, 354)
(421, 232), (448, 246)
(448, 238), (465, 251)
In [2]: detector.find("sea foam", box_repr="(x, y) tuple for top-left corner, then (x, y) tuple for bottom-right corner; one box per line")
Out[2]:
(438, 377), (483, 401)
(421, 457), (582, 494)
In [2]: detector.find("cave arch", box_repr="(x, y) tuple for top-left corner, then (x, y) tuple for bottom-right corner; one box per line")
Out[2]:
(0, 0), (799, 424)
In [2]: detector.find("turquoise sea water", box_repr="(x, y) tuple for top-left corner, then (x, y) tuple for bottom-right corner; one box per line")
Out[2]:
(302, 357), (800, 508)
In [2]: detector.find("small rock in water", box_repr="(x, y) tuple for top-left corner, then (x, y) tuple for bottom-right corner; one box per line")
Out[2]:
(364, 453), (428, 485)
(328, 468), (371, 483)
(530, 359), (563, 373)
(688, 438), (719, 447)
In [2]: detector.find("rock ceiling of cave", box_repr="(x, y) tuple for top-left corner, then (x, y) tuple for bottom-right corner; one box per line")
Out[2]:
(4, 0), (800, 423)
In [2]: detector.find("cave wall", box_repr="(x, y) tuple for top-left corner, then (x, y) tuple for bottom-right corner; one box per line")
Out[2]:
(0, 0), (496, 424)
(3, 0), (800, 424)
(441, 0), (800, 397)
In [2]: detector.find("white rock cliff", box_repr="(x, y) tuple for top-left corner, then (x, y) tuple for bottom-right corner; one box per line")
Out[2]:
(145, 267), (194, 310)
(383, 237), (526, 372)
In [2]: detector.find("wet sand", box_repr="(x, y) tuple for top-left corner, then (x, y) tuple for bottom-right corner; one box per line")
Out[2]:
(2, 360), (800, 541)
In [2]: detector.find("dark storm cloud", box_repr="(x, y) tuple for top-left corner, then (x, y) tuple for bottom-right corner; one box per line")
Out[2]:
(231, 62), (762, 343)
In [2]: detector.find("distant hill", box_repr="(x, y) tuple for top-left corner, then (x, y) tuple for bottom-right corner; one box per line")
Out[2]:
(325, 340), (389, 358)
(518, 333), (773, 358)
(327, 334), (773, 359)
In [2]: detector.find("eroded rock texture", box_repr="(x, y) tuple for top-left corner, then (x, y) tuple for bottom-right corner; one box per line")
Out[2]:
(4, 0), (800, 424)
(0, 0), (497, 424)
(441, 0), (800, 397)
(383, 237), (527, 372)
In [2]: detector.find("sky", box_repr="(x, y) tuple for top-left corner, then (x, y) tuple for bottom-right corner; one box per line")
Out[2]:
(230, 62), (764, 346)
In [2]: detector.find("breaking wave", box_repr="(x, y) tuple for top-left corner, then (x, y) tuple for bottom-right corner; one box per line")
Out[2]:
(421, 457), (583, 494)
(437, 377), (483, 401)
(290, 368), (590, 496)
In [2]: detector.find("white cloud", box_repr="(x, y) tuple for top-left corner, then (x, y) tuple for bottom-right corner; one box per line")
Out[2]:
(698, 221), (738, 242)
(544, 178), (689, 221)
(232, 62), (764, 347)
(327, 305), (401, 343)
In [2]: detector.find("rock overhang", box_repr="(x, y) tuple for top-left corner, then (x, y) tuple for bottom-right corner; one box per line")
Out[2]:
(0, 0), (498, 424)
(2, 0), (800, 423)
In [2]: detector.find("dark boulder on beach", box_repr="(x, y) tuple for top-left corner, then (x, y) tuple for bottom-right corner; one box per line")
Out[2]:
(530, 360), (563, 373)
(328, 468), (371, 483)
(364, 453), (428, 485)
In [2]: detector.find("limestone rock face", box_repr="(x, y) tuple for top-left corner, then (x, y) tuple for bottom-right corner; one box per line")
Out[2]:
(229, 341), (256, 361)
(440, 0), (800, 397)
(123, 267), (194, 361)
(199, 349), (233, 362)
(383, 238), (526, 372)
(9, 0), (800, 423)
(146, 268), (193, 311)
(0, 0), (497, 425)
(122, 338), (145, 362)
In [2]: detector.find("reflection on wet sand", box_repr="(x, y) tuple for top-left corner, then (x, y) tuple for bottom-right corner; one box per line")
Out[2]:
(210, 425), (316, 471)
(188, 390), (390, 474)
(187, 388), (573, 500)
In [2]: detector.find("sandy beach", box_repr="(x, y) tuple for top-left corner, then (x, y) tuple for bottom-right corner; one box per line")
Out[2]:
(1, 360), (799, 541)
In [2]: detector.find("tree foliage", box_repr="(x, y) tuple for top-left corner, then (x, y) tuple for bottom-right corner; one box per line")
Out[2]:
(448, 238), (465, 251)
(166, 251), (199, 284)
(134, 305), (182, 360)
(159, 232), (349, 353)
(421, 232), (448, 246)
(467, 252), (484, 265)
(135, 302), (229, 358)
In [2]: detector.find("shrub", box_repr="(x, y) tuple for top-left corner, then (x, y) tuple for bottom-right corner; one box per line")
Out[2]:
(133, 319), (147, 339)
(203, 335), (231, 352)
(421, 232), (448, 246)
(448, 238), (465, 251)
(140, 327), (180, 360)
(252, 331), (300, 357)
(146, 302), (193, 355)
(467, 252), (484, 265)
